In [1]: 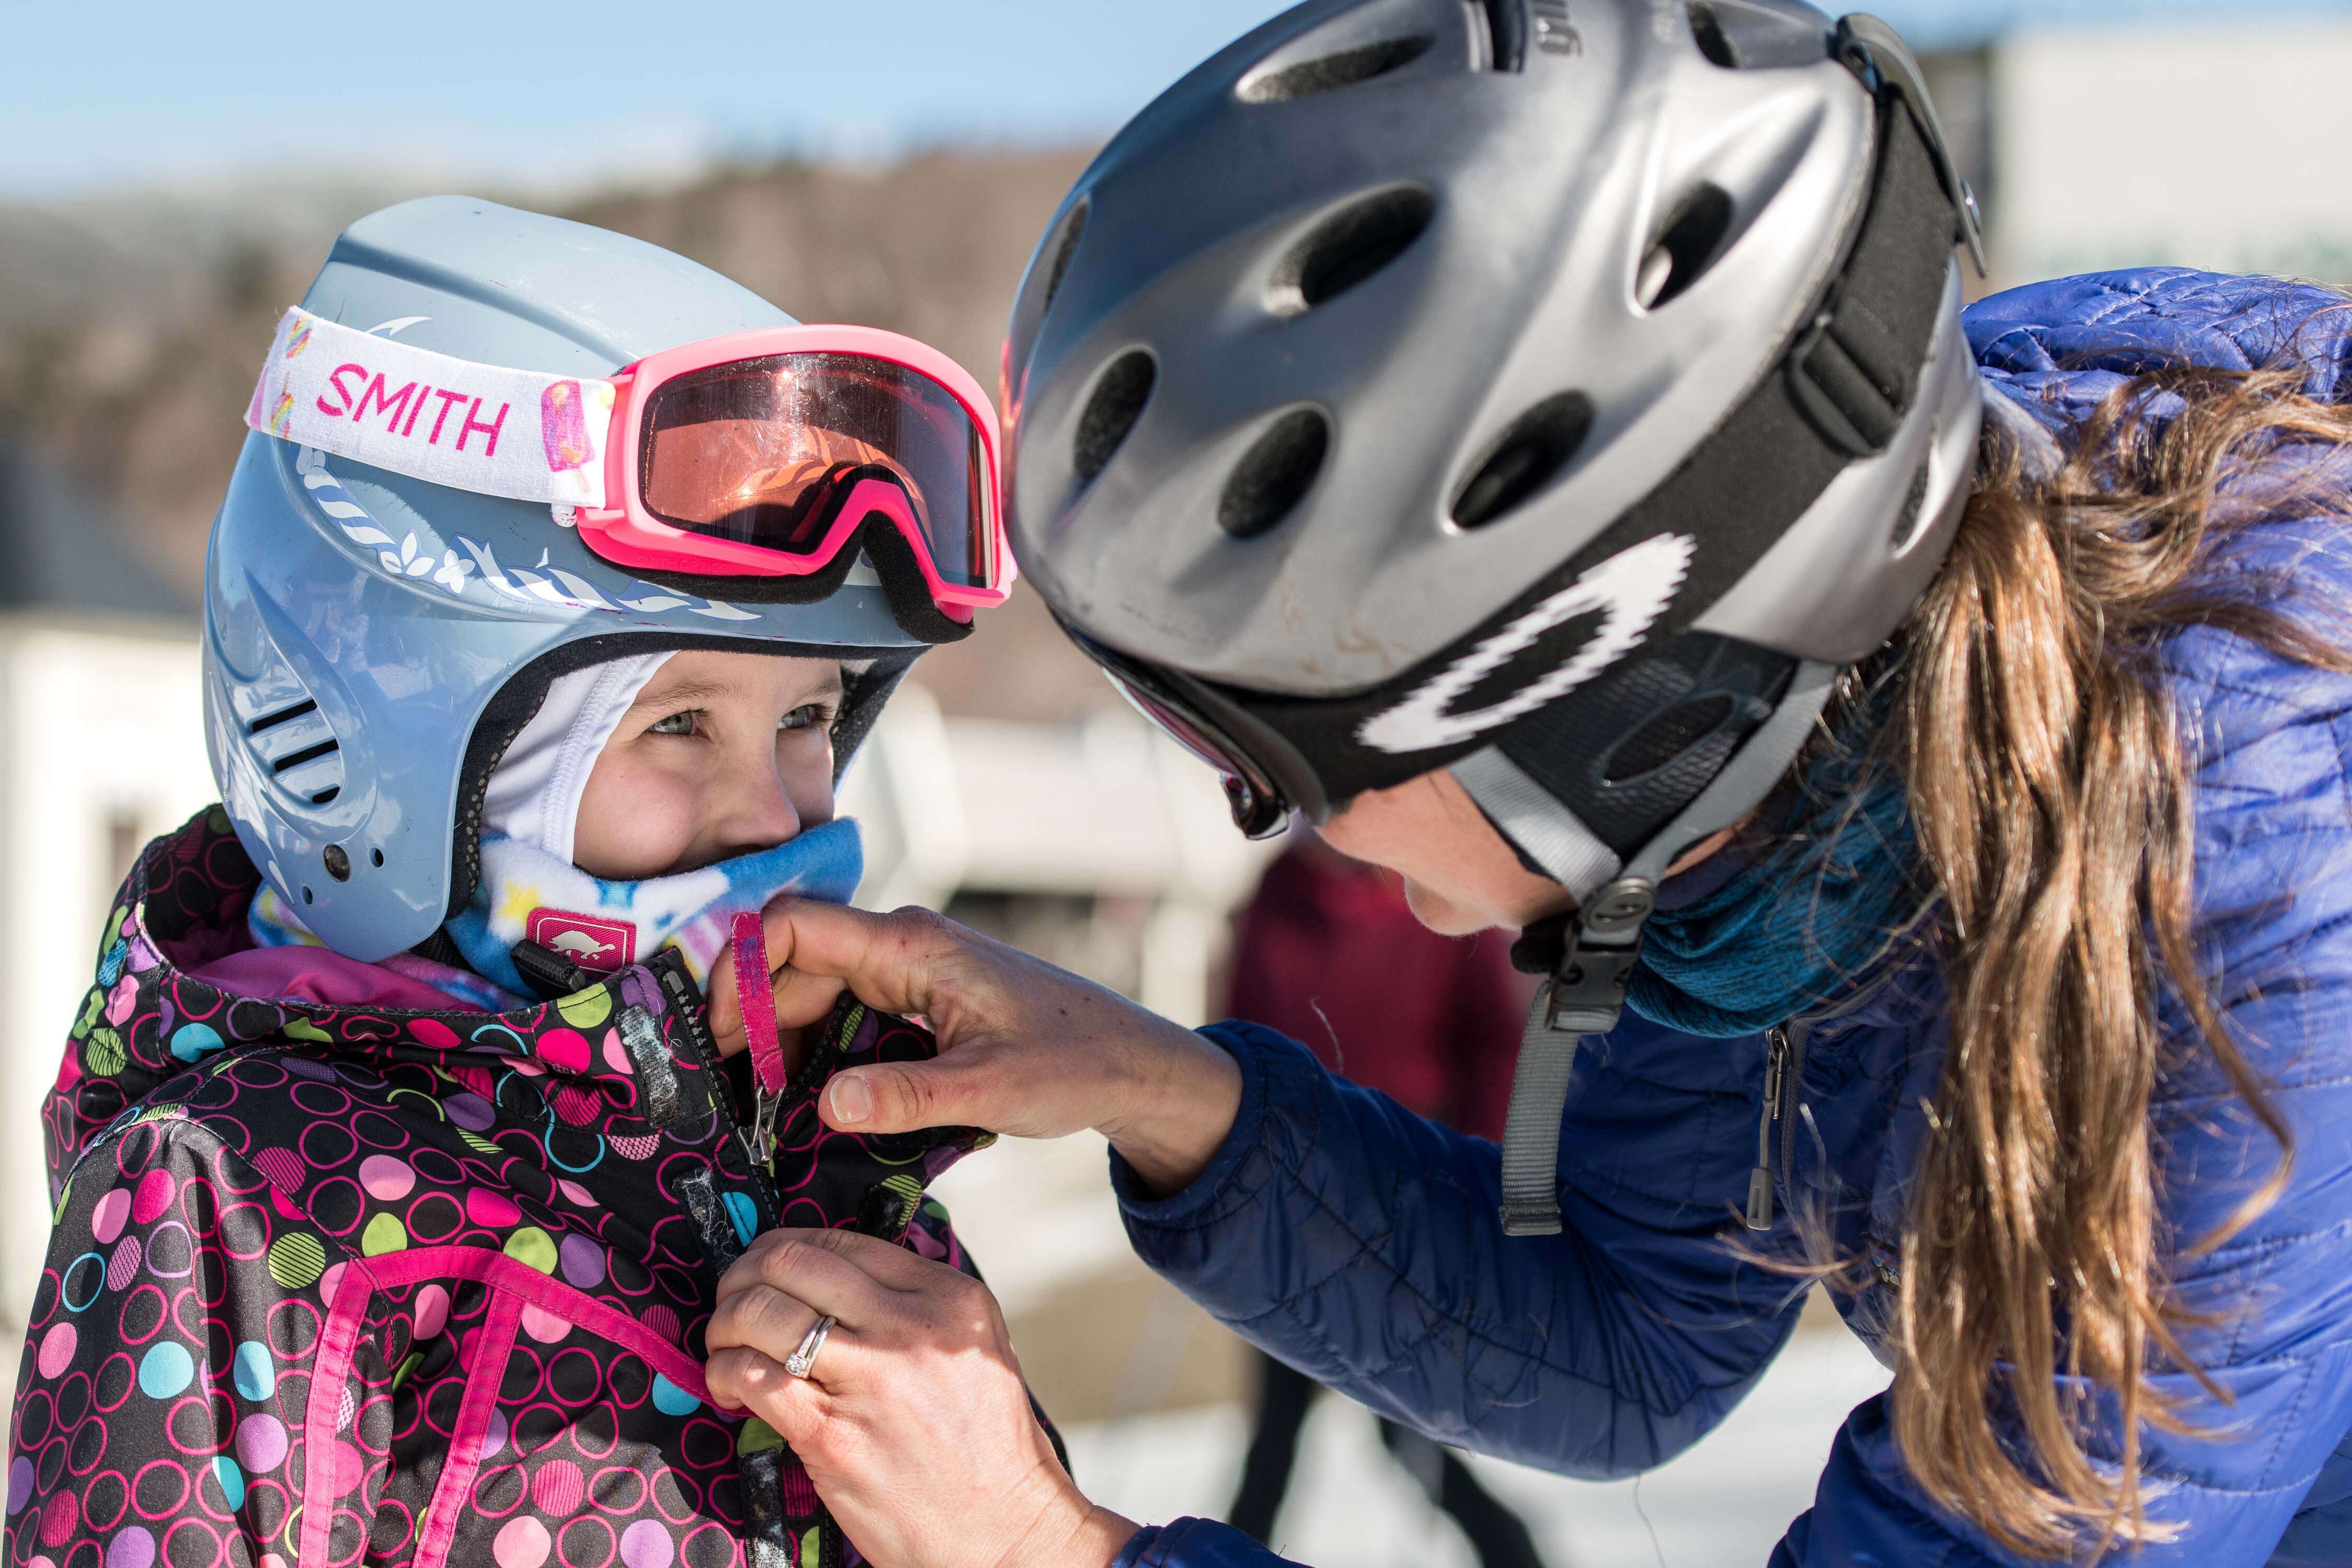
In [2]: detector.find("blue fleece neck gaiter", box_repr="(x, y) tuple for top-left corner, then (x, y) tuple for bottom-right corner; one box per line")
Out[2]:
(1627, 738), (1923, 1039)
(446, 817), (864, 996)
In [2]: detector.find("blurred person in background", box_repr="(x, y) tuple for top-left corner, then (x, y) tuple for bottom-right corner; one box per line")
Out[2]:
(698, 3), (2352, 1565)
(1219, 831), (1543, 1567)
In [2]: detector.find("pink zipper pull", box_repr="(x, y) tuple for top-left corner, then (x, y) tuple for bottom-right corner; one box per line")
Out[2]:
(730, 911), (786, 1163)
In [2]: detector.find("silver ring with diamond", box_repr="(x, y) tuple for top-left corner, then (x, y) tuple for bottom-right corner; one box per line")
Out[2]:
(784, 1314), (836, 1380)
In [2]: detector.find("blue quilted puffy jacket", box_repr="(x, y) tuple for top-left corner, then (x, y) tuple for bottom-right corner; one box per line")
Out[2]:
(1106, 270), (2352, 1567)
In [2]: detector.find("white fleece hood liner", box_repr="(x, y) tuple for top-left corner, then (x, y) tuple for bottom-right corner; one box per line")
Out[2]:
(481, 651), (676, 865)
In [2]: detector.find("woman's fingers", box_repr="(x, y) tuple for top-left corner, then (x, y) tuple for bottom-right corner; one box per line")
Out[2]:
(704, 918), (846, 1063)
(727, 1226), (941, 1299)
(706, 1231), (990, 1410)
(714, 1228), (902, 1325)
(760, 899), (952, 1021)
(705, 1345), (828, 1420)
(702, 1295), (824, 1406)
(700, 1239), (1122, 1567)
(746, 893), (1241, 1185)
(818, 1037), (1037, 1137)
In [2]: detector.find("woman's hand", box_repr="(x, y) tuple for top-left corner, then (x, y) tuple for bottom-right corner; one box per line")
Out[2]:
(706, 900), (1243, 1194)
(704, 1228), (1139, 1568)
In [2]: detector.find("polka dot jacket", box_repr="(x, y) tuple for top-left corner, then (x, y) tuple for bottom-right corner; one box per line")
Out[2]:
(6, 808), (1046, 1568)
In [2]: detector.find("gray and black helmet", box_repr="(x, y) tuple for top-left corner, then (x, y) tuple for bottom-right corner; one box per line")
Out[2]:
(1003, 0), (1984, 904)
(1006, 0), (1986, 1233)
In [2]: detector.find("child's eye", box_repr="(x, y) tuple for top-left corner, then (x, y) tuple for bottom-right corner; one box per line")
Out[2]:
(648, 710), (698, 736)
(778, 704), (831, 734)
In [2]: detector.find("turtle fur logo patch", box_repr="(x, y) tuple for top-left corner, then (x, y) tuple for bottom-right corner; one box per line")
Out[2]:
(1356, 533), (1694, 755)
(526, 908), (637, 975)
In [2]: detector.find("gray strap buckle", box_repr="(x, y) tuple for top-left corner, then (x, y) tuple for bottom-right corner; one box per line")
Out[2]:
(1498, 880), (1654, 1237)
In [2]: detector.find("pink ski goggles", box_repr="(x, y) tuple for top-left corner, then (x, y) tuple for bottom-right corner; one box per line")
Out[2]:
(249, 311), (1010, 620)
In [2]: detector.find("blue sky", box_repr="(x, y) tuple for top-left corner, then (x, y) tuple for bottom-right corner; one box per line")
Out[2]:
(7, 0), (2346, 199)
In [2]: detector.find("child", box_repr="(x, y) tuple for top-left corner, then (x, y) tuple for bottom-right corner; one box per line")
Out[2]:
(5, 197), (1035, 1568)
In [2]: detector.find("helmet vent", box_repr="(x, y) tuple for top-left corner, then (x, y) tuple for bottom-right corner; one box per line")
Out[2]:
(271, 737), (341, 775)
(1890, 457), (1934, 554)
(1636, 184), (1736, 309)
(1238, 34), (1434, 103)
(1603, 696), (1736, 783)
(1688, 3), (1739, 67)
(1072, 351), (1157, 487)
(1681, 1), (1835, 70)
(1219, 409), (1331, 539)
(248, 698), (318, 734)
(1451, 393), (1594, 530)
(1477, 0), (1528, 71)
(1269, 186), (1435, 318)
(1040, 198), (1090, 319)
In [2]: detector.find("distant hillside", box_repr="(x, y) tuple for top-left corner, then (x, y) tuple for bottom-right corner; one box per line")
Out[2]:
(0, 147), (1117, 722)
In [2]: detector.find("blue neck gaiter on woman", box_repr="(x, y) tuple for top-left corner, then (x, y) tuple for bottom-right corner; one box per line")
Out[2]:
(1626, 731), (1924, 1039)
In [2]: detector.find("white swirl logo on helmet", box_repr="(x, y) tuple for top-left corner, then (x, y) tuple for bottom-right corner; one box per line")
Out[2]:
(1356, 532), (1695, 755)
(295, 447), (755, 623)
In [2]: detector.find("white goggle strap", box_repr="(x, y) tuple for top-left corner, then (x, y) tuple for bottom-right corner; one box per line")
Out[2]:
(245, 308), (618, 509)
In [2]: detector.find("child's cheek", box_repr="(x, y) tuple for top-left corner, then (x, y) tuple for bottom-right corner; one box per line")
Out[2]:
(575, 757), (702, 880)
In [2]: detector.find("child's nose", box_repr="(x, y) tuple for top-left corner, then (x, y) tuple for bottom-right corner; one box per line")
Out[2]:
(713, 755), (804, 855)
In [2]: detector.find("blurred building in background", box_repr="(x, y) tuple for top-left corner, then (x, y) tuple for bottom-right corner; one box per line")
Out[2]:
(1916, 17), (2352, 293)
(5, 5), (2351, 1558)
(0, 444), (201, 1324)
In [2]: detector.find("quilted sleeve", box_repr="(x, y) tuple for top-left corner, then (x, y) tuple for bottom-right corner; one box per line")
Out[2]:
(1117, 1022), (1802, 1478)
(1112, 1517), (1308, 1568)
(7, 1111), (337, 1568)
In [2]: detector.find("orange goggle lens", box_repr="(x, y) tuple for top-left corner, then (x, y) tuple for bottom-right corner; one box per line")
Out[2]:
(639, 352), (994, 588)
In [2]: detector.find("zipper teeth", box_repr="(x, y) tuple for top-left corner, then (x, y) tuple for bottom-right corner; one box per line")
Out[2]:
(655, 957), (786, 1229)
(651, 956), (827, 1563)
(1748, 1027), (1790, 1231)
(1779, 1021), (1808, 1193)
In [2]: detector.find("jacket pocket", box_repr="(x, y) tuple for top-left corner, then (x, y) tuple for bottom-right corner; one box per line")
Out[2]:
(301, 1247), (738, 1568)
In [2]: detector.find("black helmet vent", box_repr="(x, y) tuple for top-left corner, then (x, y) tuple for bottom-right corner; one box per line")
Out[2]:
(1889, 457), (1934, 554)
(1635, 183), (1736, 309)
(1688, 3), (1739, 67)
(1040, 198), (1090, 320)
(1478, 0), (1529, 71)
(1239, 34), (1434, 103)
(1682, 1), (1837, 69)
(1451, 392), (1594, 530)
(1602, 695), (1736, 783)
(1072, 351), (1157, 488)
(1269, 185), (1435, 318)
(1219, 409), (1331, 539)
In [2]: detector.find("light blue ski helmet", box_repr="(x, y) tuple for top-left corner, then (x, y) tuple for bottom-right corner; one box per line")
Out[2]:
(205, 196), (947, 962)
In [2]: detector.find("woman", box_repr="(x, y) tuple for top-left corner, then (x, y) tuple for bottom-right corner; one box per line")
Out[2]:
(699, 3), (2352, 1564)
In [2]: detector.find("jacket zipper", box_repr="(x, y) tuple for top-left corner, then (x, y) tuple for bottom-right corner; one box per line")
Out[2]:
(654, 959), (777, 1196)
(1744, 1020), (1814, 1233)
(653, 956), (818, 1568)
(1779, 1019), (1809, 1202)
(1745, 1025), (1789, 1231)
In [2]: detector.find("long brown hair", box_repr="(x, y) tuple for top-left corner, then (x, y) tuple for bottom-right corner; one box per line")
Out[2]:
(1880, 335), (2352, 1557)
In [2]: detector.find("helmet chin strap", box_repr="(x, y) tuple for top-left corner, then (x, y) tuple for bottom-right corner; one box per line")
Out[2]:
(1451, 660), (1839, 1236)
